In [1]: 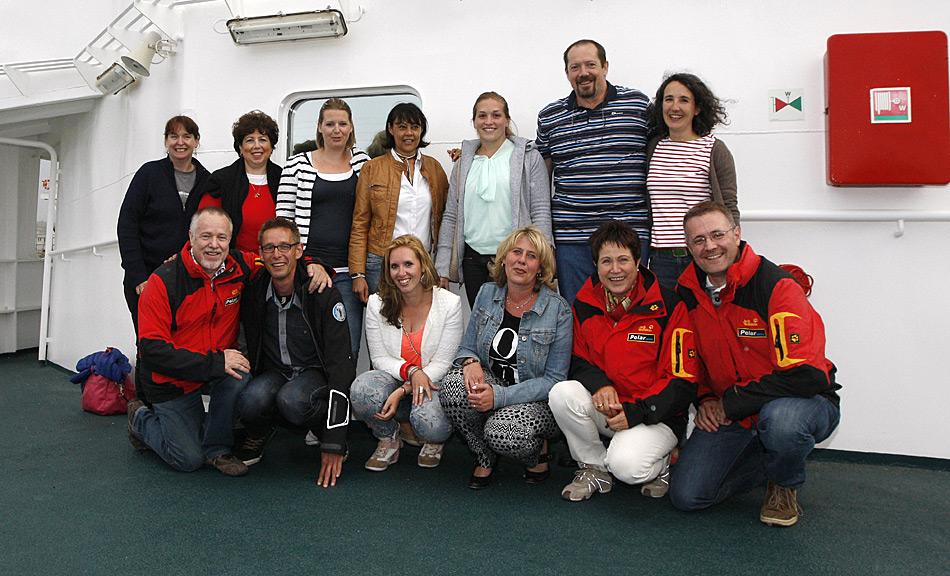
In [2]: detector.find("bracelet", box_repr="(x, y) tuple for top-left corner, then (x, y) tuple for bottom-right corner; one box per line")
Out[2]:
(461, 357), (480, 367)
(407, 366), (420, 381)
(350, 273), (366, 279)
(401, 383), (412, 396)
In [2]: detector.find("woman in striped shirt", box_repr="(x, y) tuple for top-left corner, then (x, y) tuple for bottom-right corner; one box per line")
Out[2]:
(276, 98), (370, 358)
(646, 73), (738, 289)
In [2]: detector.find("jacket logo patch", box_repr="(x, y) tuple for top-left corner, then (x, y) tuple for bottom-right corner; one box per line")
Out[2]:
(737, 328), (766, 338)
(224, 295), (241, 306)
(688, 349), (696, 358)
(790, 333), (800, 344)
(638, 324), (655, 332)
(332, 302), (346, 322)
(649, 304), (659, 311)
(742, 318), (760, 327)
(628, 333), (656, 343)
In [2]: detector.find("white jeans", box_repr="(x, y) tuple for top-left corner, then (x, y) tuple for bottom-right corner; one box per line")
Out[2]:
(549, 379), (677, 485)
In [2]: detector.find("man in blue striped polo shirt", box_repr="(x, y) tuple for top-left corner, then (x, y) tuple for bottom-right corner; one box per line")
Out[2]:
(536, 39), (650, 304)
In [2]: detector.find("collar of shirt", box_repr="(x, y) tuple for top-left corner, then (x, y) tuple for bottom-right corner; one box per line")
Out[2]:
(390, 148), (421, 163)
(266, 281), (300, 311)
(567, 81), (618, 111)
(704, 275), (726, 307)
(189, 249), (227, 279)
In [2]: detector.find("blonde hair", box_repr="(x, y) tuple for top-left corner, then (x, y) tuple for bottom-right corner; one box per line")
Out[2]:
(316, 98), (356, 149)
(490, 226), (557, 292)
(378, 235), (439, 326)
(472, 91), (515, 138)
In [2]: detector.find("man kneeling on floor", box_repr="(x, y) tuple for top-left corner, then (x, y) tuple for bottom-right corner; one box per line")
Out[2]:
(669, 201), (841, 526)
(128, 207), (258, 476)
(549, 220), (699, 502)
(234, 218), (355, 488)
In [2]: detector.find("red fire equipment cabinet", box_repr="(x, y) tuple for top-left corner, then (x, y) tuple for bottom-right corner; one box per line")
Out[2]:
(825, 31), (950, 186)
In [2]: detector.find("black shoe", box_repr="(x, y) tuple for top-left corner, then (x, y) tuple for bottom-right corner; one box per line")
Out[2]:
(468, 468), (493, 490)
(127, 399), (148, 452)
(523, 450), (551, 484)
(234, 427), (276, 466)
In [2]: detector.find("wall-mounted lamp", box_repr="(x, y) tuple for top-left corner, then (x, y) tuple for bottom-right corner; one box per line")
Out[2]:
(94, 62), (135, 94)
(121, 30), (176, 77)
(226, 10), (347, 45)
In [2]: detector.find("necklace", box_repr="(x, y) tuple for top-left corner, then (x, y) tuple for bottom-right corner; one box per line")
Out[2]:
(400, 316), (423, 361)
(396, 152), (415, 184)
(506, 291), (537, 311)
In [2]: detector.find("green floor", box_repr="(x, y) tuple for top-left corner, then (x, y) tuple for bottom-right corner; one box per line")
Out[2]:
(1, 351), (948, 576)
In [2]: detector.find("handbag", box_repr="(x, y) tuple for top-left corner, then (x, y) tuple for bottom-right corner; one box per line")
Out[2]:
(81, 370), (136, 416)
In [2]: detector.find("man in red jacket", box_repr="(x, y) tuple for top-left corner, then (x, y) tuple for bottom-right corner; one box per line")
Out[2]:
(127, 207), (258, 476)
(669, 201), (841, 526)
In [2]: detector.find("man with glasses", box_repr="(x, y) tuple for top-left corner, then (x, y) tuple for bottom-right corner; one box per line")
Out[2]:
(536, 39), (651, 304)
(669, 201), (841, 527)
(129, 207), (258, 476)
(234, 218), (355, 488)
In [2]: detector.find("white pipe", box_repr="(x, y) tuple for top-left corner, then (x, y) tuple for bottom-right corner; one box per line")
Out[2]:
(742, 209), (950, 222)
(0, 137), (58, 362)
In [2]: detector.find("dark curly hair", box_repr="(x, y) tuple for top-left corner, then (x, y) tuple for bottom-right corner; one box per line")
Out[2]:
(648, 73), (727, 139)
(232, 110), (279, 154)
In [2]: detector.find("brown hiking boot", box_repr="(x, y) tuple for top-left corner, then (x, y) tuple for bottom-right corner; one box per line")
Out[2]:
(760, 481), (802, 527)
(127, 399), (148, 452)
(207, 454), (249, 477)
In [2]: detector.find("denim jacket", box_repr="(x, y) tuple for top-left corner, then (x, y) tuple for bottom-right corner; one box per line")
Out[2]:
(455, 283), (573, 408)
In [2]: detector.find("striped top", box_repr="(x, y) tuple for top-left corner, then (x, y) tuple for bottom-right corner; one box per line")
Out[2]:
(647, 135), (716, 248)
(276, 147), (369, 247)
(536, 83), (650, 243)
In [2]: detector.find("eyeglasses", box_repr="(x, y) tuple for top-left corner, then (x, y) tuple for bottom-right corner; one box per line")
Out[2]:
(260, 242), (299, 254)
(688, 226), (736, 248)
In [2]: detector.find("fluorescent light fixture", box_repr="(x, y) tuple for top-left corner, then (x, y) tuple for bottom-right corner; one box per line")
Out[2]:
(227, 10), (347, 45)
(94, 62), (135, 94)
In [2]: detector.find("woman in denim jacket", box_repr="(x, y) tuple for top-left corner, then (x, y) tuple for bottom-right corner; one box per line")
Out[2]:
(440, 226), (573, 489)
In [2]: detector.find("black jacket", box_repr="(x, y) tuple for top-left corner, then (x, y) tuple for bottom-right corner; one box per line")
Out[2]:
(241, 261), (355, 454)
(117, 156), (210, 287)
(185, 157), (282, 249)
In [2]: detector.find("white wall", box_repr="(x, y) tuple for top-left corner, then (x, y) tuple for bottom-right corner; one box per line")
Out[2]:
(6, 0), (949, 458)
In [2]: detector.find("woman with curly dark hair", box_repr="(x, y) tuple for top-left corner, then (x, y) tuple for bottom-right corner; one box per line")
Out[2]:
(646, 73), (738, 288)
(186, 110), (281, 252)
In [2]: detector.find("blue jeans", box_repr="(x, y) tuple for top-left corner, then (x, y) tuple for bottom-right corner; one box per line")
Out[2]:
(237, 368), (330, 434)
(365, 252), (383, 295)
(669, 395), (840, 511)
(333, 274), (364, 358)
(132, 372), (248, 471)
(350, 369), (452, 443)
(556, 234), (650, 304)
(648, 249), (693, 289)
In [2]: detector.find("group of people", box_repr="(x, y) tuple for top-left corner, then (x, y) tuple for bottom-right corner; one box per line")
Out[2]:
(116, 38), (841, 528)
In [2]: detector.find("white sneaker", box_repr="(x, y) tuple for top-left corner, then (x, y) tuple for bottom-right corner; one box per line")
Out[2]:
(364, 436), (402, 471)
(417, 443), (444, 468)
(640, 455), (671, 498)
(561, 465), (613, 502)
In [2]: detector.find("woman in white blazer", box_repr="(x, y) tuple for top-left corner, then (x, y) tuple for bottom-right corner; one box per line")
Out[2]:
(350, 235), (462, 471)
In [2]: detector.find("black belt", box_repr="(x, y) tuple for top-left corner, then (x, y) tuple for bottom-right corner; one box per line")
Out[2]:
(652, 247), (689, 257)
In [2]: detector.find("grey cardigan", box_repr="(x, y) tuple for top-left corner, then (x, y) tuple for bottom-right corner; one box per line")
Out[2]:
(435, 136), (552, 284)
(646, 136), (739, 223)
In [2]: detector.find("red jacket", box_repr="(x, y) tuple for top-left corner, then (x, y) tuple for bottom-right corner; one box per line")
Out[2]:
(677, 242), (840, 427)
(571, 269), (699, 438)
(137, 243), (259, 403)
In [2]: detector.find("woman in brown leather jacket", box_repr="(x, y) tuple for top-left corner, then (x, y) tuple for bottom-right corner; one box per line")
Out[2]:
(348, 103), (448, 303)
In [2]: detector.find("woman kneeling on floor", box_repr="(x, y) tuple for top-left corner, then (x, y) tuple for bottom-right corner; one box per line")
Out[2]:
(548, 220), (699, 501)
(440, 226), (572, 489)
(351, 235), (462, 470)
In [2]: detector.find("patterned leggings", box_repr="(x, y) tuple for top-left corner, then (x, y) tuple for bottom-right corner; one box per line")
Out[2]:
(439, 367), (558, 469)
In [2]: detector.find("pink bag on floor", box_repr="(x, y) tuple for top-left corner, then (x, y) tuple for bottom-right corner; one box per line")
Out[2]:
(81, 372), (136, 416)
